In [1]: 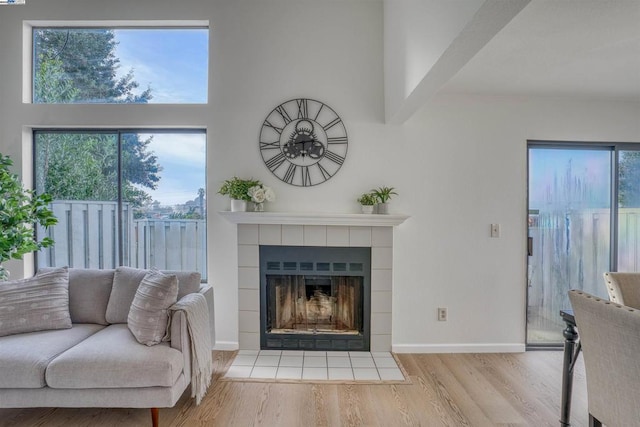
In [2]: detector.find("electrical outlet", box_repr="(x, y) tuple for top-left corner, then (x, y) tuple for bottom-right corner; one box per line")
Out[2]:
(491, 223), (500, 238)
(438, 307), (447, 321)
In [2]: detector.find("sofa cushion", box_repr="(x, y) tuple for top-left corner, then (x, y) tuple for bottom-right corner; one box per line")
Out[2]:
(0, 324), (104, 388)
(106, 267), (200, 323)
(46, 324), (183, 389)
(106, 267), (147, 323)
(166, 270), (201, 299)
(0, 267), (71, 337)
(39, 267), (114, 325)
(128, 270), (178, 346)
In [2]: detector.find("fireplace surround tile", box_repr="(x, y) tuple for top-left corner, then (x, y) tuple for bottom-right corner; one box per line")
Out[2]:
(239, 310), (259, 333)
(282, 225), (304, 245)
(371, 313), (392, 335)
(372, 291), (392, 313)
(349, 226), (372, 247)
(236, 223), (396, 352)
(238, 245), (259, 267)
(326, 226), (350, 246)
(371, 246), (393, 269)
(370, 334), (391, 352)
(238, 267), (259, 289)
(239, 332), (260, 349)
(238, 289), (259, 311)
(371, 269), (392, 291)
(372, 227), (393, 247)
(259, 224), (282, 245)
(238, 224), (259, 244)
(303, 225), (327, 246)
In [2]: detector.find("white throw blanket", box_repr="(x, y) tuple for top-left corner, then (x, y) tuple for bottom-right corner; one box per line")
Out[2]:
(167, 293), (213, 404)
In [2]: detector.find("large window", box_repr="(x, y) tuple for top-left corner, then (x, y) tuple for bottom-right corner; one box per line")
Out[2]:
(34, 130), (207, 279)
(33, 27), (208, 104)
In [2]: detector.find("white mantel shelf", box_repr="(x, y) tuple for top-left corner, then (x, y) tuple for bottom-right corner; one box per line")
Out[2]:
(219, 211), (410, 227)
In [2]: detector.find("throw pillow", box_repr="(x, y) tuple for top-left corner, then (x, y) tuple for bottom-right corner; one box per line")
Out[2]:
(0, 267), (72, 337)
(127, 269), (178, 346)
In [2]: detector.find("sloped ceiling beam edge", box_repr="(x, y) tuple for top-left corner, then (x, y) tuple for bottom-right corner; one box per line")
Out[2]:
(386, 0), (531, 125)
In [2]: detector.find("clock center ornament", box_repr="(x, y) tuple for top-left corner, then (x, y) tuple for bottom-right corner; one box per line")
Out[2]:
(260, 98), (348, 186)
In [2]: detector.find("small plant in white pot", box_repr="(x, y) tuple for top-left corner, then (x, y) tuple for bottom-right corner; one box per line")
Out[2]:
(357, 192), (377, 214)
(218, 177), (261, 212)
(372, 186), (397, 214)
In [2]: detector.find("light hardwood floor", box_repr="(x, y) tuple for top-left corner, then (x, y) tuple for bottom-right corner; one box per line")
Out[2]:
(0, 350), (587, 427)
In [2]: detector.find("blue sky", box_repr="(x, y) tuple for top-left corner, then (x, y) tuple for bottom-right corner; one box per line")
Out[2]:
(115, 29), (208, 207)
(114, 28), (208, 103)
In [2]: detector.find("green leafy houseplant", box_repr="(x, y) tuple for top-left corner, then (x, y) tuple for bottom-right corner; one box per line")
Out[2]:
(372, 186), (398, 203)
(0, 154), (57, 280)
(218, 177), (261, 202)
(357, 193), (377, 206)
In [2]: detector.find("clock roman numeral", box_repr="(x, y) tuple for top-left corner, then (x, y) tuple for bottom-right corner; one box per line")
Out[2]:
(313, 103), (324, 121)
(283, 163), (297, 184)
(297, 99), (308, 119)
(265, 152), (286, 171)
(324, 150), (345, 166)
(327, 136), (347, 145)
(317, 162), (332, 181)
(260, 141), (280, 150)
(323, 117), (342, 131)
(263, 119), (283, 135)
(302, 166), (311, 186)
(275, 106), (293, 125)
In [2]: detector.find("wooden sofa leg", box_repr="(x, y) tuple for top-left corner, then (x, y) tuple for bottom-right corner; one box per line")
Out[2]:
(150, 407), (159, 427)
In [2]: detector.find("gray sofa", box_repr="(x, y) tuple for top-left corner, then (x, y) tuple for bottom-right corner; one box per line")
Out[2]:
(0, 266), (214, 426)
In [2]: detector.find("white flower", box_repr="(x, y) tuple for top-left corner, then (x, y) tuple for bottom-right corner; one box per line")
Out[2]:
(263, 186), (276, 202)
(248, 185), (266, 203)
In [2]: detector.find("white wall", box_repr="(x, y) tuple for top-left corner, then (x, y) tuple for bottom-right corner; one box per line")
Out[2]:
(1, 0), (639, 352)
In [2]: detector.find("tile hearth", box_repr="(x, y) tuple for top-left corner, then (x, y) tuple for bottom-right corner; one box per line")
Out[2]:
(225, 350), (405, 381)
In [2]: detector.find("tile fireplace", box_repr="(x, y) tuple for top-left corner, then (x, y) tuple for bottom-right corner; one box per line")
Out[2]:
(220, 211), (408, 352)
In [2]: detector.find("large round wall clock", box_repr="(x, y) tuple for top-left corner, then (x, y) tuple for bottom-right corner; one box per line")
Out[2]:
(259, 98), (348, 186)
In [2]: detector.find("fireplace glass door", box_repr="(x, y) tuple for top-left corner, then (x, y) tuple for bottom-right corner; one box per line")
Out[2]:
(267, 275), (363, 335)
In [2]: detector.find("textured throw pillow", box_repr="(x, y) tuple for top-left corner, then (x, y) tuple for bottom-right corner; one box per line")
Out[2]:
(127, 269), (178, 346)
(0, 267), (72, 337)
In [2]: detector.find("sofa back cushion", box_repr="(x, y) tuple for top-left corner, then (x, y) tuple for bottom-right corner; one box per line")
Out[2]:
(39, 267), (114, 325)
(0, 267), (72, 337)
(106, 266), (201, 324)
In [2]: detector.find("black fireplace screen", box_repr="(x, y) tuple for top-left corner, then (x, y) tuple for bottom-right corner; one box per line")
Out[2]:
(267, 275), (363, 335)
(260, 245), (371, 351)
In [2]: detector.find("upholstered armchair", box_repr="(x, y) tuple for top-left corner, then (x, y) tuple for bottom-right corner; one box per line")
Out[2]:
(568, 290), (640, 427)
(602, 272), (640, 309)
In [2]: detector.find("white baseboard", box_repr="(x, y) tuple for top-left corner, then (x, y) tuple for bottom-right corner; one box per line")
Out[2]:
(213, 341), (239, 351)
(392, 343), (526, 353)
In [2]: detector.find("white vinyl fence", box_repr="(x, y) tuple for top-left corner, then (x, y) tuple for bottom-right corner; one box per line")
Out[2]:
(37, 201), (206, 279)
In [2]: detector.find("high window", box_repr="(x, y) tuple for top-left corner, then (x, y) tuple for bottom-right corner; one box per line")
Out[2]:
(33, 27), (208, 104)
(34, 130), (207, 279)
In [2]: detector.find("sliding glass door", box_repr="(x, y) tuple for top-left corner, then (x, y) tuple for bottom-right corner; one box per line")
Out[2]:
(527, 145), (612, 345)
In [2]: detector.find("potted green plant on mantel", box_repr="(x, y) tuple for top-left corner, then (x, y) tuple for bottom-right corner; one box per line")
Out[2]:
(218, 177), (260, 212)
(372, 186), (398, 214)
(219, 177), (276, 212)
(357, 192), (377, 214)
(0, 154), (57, 281)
